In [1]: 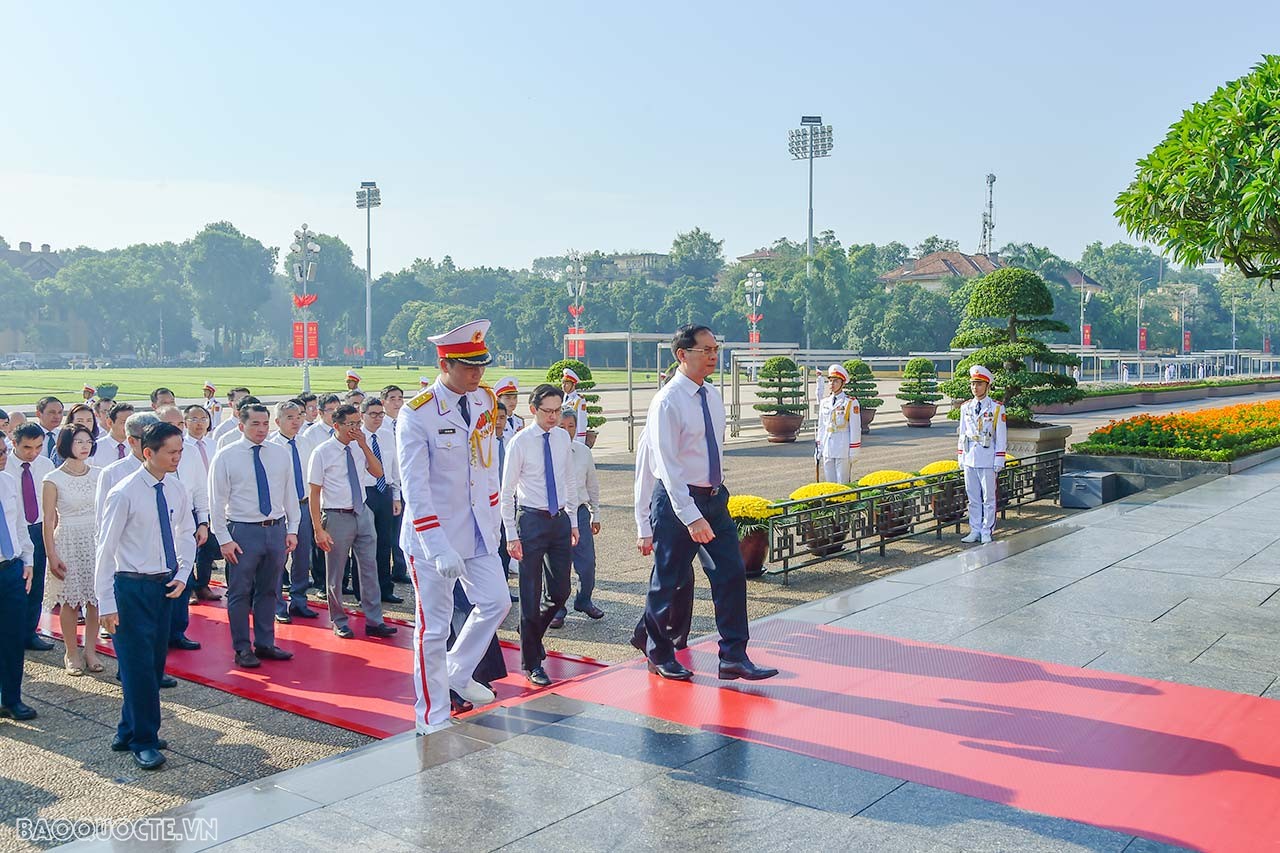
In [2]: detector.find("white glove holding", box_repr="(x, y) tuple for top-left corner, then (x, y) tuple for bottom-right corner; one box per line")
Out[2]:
(433, 550), (465, 580)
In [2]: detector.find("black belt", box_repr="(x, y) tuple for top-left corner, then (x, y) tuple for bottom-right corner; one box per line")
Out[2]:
(229, 517), (285, 527)
(688, 485), (723, 497)
(519, 506), (565, 518)
(0, 557), (21, 569)
(116, 571), (169, 583)
(324, 507), (357, 514)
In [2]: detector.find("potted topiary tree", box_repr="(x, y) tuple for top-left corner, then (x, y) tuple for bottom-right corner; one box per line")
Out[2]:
(842, 359), (883, 432)
(546, 358), (604, 446)
(940, 268), (1083, 455)
(896, 357), (943, 427)
(753, 355), (805, 442)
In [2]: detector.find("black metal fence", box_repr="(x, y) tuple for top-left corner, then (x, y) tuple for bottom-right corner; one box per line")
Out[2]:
(764, 450), (1063, 582)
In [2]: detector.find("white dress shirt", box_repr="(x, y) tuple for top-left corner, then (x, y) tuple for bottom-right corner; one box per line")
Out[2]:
(176, 436), (213, 525)
(211, 416), (239, 445)
(94, 467), (196, 617)
(0, 470), (35, 566)
(297, 421), (335, 470)
(644, 371), (726, 526)
(216, 425), (243, 450)
(95, 454), (142, 526)
(307, 437), (372, 510)
(500, 424), (578, 538)
(92, 434), (129, 468)
(15, 454), (54, 525)
(568, 441), (600, 522)
(208, 437), (301, 542)
(634, 427), (657, 538)
(266, 431), (310, 505)
(366, 423), (401, 501)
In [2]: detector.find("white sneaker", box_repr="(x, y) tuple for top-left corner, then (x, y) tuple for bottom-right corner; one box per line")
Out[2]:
(980, 532), (992, 544)
(416, 719), (454, 736)
(960, 532), (980, 543)
(450, 678), (496, 705)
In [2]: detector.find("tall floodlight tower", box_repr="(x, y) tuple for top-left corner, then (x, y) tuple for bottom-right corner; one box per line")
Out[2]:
(788, 116), (833, 350)
(979, 174), (996, 255)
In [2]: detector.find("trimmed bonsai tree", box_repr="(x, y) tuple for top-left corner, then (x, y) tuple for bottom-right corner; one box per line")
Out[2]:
(841, 359), (883, 411)
(940, 267), (1083, 425)
(752, 355), (805, 416)
(896, 358), (943, 405)
(546, 358), (604, 430)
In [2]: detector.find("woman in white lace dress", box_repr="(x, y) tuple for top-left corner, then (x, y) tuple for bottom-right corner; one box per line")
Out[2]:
(42, 424), (103, 675)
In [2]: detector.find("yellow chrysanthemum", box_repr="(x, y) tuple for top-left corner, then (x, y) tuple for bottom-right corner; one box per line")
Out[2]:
(727, 494), (782, 521)
(788, 482), (859, 503)
(857, 470), (916, 490)
(1004, 453), (1020, 468)
(919, 460), (961, 476)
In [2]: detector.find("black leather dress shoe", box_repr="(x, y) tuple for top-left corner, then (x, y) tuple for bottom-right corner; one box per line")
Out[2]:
(449, 691), (473, 714)
(525, 667), (552, 687)
(0, 702), (37, 721)
(365, 623), (398, 638)
(647, 660), (693, 681)
(235, 650), (261, 668)
(274, 613), (292, 624)
(629, 633), (647, 654)
(575, 604), (605, 620)
(169, 636), (201, 651)
(25, 636), (55, 652)
(112, 737), (167, 752)
(288, 604), (319, 619)
(548, 611), (565, 629)
(381, 593), (404, 605)
(133, 748), (166, 770)
(159, 675), (178, 688)
(718, 659), (779, 681)
(254, 645), (293, 661)
(333, 625), (355, 639)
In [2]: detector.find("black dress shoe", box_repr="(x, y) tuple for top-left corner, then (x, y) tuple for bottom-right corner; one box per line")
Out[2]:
(159, 675), (178, 688)
(333, 625), (355, 639)
(253, 645), (293, 661)
(548, 611), (565, 629)
(0, 702), (37, 721)
(509, 591), (519, 603)
(235, 650), (261, 668)
(525, 667), (552, 687)
(629, 633), (647, 654)
(169, 636), (201, 651)
(575, 604), (605, 620)
(112, 737), (167, 752)
(25, 636), (55, 652)
(365, 623), (398, 638)
(288, 604), (319, 619)
(274, 613), (292, 624)
(133, 748), (166, 770)
(647, 660), (694, 681)
(381, 593), (404, 605)
(718, 659), (779, 681)
(449, 691), (474, 714)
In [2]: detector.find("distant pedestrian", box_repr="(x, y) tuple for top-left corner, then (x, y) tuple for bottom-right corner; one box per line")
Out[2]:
(548, 407), (603, 627)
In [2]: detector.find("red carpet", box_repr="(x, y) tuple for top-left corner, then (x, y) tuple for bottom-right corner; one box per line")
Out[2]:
(45, 601), (604, 739)
(555, 618), (1280, 853)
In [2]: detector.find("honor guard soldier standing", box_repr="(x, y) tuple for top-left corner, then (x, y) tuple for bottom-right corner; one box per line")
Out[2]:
(202, 381), (221, 427)
(560, 369), (588, 444)
(957, 364), (1007, 544)
(494, 377), (524, 436)
(398, 319), (511, 734)
(815, 364), (861, 484)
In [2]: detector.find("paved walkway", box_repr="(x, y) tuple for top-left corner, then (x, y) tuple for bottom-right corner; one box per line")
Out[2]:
(64, 459), (1280, 852)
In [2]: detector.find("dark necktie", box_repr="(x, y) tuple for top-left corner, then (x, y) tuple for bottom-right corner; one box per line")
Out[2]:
(458, 393), (471, 426)
(345, 445), (363, 508)
(155, 482), (179, 576)
(543, 431), (559, 513)
(370, 434), (387, 493)
(498, 437), (506, 485)
(21, 462), (38, 524)
(0, 488), (13, 561)
(251, 444), (272, 516)
(44, 431), (55, 459)
(117, 441), (126, 460)
(698, 386), (722, 487)
(287, 438), (304, 500)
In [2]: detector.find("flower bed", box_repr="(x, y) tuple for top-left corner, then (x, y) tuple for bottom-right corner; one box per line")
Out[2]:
(1072, 400), (1280, 462)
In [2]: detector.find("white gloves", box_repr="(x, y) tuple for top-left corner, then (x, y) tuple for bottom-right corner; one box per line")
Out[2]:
(433, 550), (465, 580)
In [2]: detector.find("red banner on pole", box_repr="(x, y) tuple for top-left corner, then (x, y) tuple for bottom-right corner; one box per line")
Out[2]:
(1138, 327), (1148, 351)
(1265, 334), (1272, 354)
(292, 322), (305, 359)
(749, 330), (760, 344)
(565, 326), (585, 359)
(1183, 330), (1192, 353)
(1082, 325), (1091, 347)
(306, 323), (318, 359)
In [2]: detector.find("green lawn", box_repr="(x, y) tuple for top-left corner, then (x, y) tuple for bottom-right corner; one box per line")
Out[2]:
(0, 366), (656, 408)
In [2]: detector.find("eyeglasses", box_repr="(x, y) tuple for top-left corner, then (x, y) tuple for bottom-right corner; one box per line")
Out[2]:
(685, 346), (720, 356)
(535, 406), (561, 416)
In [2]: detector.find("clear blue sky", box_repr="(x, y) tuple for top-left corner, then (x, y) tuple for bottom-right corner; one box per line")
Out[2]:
(2, 1), (1277, 274)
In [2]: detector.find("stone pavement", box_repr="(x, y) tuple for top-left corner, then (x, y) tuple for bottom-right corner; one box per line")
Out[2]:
(55, 456), (1280, 852)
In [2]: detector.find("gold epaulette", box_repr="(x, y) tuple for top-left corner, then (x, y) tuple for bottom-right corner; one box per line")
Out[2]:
(407, 389), (435, 410)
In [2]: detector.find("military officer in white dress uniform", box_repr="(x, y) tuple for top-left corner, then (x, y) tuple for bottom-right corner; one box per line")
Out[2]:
(815, 364), (861, 484)
(560, 369), (588, 444)
(494, 377), (524, 437)
(957, 364), (1007, 544)
(397, 320), (511, 734)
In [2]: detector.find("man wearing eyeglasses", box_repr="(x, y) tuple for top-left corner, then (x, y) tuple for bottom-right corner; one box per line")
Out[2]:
(639, 323), (777, 683)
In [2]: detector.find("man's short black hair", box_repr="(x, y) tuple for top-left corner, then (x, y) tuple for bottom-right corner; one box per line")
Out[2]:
(108, 402), (135, 423)
(529, 384), (564, 409)
(183, 403), (210, 419)
(36, 396), (62, 413)
(334, 404), (360, 424)
(297, 392), (318, 405)
(238, 403), (270, 423)
(496, 401), (507, 414)
(229, 387), (251, 398)
(671, 323), (713, 357)
(381, 385), (403, 396)
(141, 422), (183, 453)
(13, 424), (45, 444)
(319, 393), (342, 409)
(149, 387), (175, 404)
(343, 389), (365, 402)
(360, 397), (384, 413)
(234, 395), (261, 412)
(0, 409), (8, 421)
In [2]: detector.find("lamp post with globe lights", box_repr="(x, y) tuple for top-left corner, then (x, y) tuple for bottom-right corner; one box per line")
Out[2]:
(290, 225), (321, 392)
(564, 253), (587, 359)
(745, 268), (764, 346)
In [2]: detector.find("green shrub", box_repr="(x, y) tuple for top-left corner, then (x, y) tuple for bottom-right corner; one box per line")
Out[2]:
(842, 359), (883, 409)
(545, 359), (604, 430)
(896, 357), (943, 405)
(752, 355), (806, 416)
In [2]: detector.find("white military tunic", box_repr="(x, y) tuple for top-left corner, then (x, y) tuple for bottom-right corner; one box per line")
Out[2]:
(563, 390), (588, 444)
(397, 377), (511, 732)
(816, 391), (861, 483)
(956, 395), (1008, 536)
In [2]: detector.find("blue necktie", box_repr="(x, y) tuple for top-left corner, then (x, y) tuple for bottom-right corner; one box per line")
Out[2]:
(345, 445), (363, 509)
(698, 386), (722, 487)
(287, 438), (305, 500)
(370, 433), (387, 493)
(252, 444), (272, 516)
(498, 437), (506, 486)
(0, 493), (14, 561)
(458, 393), (471, 426)
(542, 431), (559, 513)
(44, 431), (55, 459)
(155, 482), (178, 576)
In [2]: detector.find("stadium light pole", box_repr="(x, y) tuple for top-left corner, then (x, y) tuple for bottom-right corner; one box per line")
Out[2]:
(789, 116), (833, 350)
(356, 181), (381, 365)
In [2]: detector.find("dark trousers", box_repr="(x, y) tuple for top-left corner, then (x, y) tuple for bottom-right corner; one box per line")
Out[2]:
(450, 582), (507, 686)
(631, 547), (710, 651)
(516, 509), (572, 671)
(193, 530), (220, 590)
(365, 486), (395, 598)
(391, 511), (409, 581)
(25, 523), (45, 642)
(276, 507), (313, 616)
(0, 559), (26, 707)
(644, 483), (749, 665)
(113, 573), (172, 752)
(225, 521), (287, 653)
(499, 527), (512, 579)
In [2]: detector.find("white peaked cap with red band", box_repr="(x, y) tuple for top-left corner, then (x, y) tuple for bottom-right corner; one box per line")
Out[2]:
(969, 364), (993, 383)
(826, 364), (849, 382)
(494, 376), (519, 396)
(346, 369), (362, 381)
(203, 380), (216, 393)
(561, 368), (580, 385)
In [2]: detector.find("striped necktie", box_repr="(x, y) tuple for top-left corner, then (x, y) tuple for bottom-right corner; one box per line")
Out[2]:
(370, 433), (387, 493)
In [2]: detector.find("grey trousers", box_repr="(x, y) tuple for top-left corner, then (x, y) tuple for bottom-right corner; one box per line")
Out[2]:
(225, 521), (287, 653)
(321, 507), (384, 630)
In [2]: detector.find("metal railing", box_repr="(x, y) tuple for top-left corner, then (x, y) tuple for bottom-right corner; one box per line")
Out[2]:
(763, 450), (1063, 582)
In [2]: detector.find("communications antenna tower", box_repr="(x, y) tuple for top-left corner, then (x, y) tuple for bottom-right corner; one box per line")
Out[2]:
(979, 173), (996, 255)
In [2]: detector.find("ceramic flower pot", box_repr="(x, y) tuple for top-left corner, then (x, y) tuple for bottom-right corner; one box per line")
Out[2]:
(799, 518), (846, 556)
(760, 413), (803, 443)
(874, 499), (915, 539)
(931, 478), (967, 525)
(900, 403), (938, 428)
(859, 407), (877, 432)
(738, 530), (768, 577)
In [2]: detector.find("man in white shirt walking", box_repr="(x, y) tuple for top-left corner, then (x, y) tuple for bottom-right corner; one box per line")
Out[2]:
(548, 407), (603, 628)
(358, 397), (402, 605)
(182, 404), (222, 602)
(10, 425), (54, 652)
(268, 400), (318, 623)
(501, 383), (579, 686)
(94, 402), (134, 467)
(96, 422), (194, 769)
(210, 388), (252, 446)
(208, 404), (300, 668)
